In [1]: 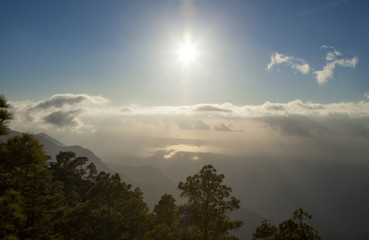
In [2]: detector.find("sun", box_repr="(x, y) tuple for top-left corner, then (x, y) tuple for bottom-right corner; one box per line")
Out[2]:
(176, 33), (199, 65)
(177, 42), (198, 64)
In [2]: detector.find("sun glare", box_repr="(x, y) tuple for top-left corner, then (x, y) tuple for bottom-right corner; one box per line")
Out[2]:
(178, 42), (197, 64)
(176, 33), (199, 66)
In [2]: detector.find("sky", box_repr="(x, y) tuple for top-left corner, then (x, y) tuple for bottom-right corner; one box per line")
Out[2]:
(1, 0), (369, 105)
(2, 0), (369, 232)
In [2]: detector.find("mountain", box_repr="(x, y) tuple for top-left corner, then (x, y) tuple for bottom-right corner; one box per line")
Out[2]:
(107, 163), (175, 189)
(5, 130), (178, 207)
(106, 163), (178, 208)
(5, 130), (369, 239)
(4, 130), (274, 239)
(33, 131), (181, 208)
(35, 132), (66, 147)
(33, 132), (112, 173)
(4, 130), (111, 172)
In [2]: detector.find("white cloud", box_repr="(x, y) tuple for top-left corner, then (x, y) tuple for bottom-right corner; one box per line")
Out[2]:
(293, 63), (310, 75)
(320, 45), (342, 61)
(11, 93), (108, 132)
(267, 52), (310, 75)
(314, 46), (358, 84)
(266, 52), (291, 70)
(364, 92), (369, 99)
(268, 46), (358, 85)
(314, 56), (359, 85)
(326, 49), (342, 61)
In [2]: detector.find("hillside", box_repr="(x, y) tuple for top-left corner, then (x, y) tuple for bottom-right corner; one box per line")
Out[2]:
(4, 130), (274, 239)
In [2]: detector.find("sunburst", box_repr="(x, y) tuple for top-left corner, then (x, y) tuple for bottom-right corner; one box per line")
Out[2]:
(177, 41), (198, 64)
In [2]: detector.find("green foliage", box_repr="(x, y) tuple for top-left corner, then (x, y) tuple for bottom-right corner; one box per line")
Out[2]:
(252, 220), (277, 240)
(147, 193), (179, 240)
(49, 151), (93, 205)
(273, 208), (321, 240)
(0, 134), (66, 239)
(0, 190), (26, 239)
(86, 162), (98, 182)
(154, 193), (178, 227)
(178, 164), (243, 240)
(253, 208), (321, 240)
(0, 133), (151, 239)
(65, 172), (150, 240)
(0, 95), (12, 136)
(292, 207), (312, 224)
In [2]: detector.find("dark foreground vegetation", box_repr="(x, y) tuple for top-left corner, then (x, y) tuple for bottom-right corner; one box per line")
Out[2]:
(1, 95), (321, 239)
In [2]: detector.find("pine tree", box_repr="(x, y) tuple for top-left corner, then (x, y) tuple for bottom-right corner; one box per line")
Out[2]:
(252, 220), (277, 240)
(178, 165), (243, 240)
(0, 94), (12, 136)
(49, 151), (92, 205)
(86, 162), (98, 182)
(255, 208), (322, 240)
(0, 134), (65, 239)
(70, 172), (150, 240)
(149, 193), (179, 240)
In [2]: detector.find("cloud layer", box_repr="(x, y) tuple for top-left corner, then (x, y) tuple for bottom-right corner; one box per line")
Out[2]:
(11, 94), (369, 134)
(267, 46), (359, 85)
(9, 94), (369, 162)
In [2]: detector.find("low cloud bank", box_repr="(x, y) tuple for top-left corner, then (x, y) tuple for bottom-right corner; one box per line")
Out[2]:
(7, 93), (369, 162)
(10, 94), (369, 138)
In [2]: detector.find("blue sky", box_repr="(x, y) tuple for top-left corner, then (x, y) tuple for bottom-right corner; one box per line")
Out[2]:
(1, 0), (369, 105)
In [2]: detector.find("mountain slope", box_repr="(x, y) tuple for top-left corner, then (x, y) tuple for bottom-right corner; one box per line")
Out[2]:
(4, 130), (273, 239)
(5, 130), (179, 208)
(32, 133), (112, 173)
(106, 163), (178, 208)
(35, 133), (66, 147)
